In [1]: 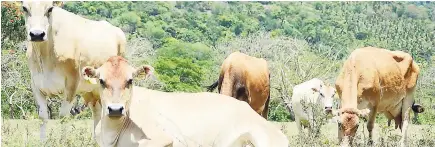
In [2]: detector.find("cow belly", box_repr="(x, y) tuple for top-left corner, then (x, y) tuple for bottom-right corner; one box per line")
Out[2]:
(32, 71), (65, 96)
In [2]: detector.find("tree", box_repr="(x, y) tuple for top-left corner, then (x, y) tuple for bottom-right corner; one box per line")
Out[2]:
(154, 38), (213, 92)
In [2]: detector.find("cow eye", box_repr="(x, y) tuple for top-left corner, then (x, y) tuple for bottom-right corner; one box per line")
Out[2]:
(320, 93), (324, 97)
(99, 79), (106, 88)
(22, 6), (28, 13)
(126, 79), (133, 87)
(46, 7), (54, 17)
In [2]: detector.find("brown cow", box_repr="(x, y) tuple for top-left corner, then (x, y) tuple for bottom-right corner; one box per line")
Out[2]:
(335, 47), (424, 147)
(207, 51), (270, 119)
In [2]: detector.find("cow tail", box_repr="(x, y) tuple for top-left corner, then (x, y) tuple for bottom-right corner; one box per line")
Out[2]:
(411, 100), (424, 113)
(117, 28), (127, 57)
(262, 73), (271, 119)
(206, 80), (219, 92)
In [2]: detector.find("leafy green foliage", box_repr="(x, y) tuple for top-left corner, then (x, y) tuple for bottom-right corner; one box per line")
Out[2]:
(1, 2), (26, 49)
(154, 38), (213, 92)
(1, 2), (434, 123)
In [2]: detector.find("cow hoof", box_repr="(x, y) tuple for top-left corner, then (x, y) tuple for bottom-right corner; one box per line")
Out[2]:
(367, 139), (374, 146)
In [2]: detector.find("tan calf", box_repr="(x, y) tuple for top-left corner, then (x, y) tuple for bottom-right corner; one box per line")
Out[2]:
(82, 56), (289, 147)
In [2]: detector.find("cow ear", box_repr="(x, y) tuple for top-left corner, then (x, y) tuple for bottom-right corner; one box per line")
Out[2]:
(134, 65), (154, 78)
(53, 1), (64, 7)
(82, 66), (99, 79)
(311, 84), (321, 92)
(15, 1), (23, 7)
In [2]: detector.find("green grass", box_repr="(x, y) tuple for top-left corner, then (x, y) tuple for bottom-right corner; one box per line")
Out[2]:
(2, 119), (97, 147)
(2, 119), (434, 147)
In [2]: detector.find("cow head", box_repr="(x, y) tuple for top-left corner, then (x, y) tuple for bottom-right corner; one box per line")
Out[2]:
(336, 108), (370, 145)
(21, 1), (64, 42)
(81, 56), (154, 118)
(312, 83), (336, 115)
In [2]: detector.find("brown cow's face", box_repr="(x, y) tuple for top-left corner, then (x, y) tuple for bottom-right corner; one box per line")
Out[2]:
(337, 108), (370, 145)
(313, 83), (336, 114)
(21, 1), (63, 42)
(82, 56), (154, 119)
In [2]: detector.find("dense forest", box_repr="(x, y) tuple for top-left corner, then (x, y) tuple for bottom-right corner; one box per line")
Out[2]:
(2, 1), (434, 124)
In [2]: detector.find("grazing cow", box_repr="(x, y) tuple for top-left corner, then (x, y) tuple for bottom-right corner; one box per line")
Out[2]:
(291, 78), (337, 135)
(207, 51), (271, 119)
(21, 1), (126, 140)
(335, 47), (425, 147)
(82, 56), (289, 147)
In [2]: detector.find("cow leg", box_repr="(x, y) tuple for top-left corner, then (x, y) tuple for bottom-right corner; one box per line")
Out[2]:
(400, 97), (413, 147)
(261, 93), (270, 119)
(83, 91), (101, 139)
(366, 106), (377, 146)
(59, 73), (79, 117)
(295, 117), (303, 135)
(31, 84), (49, 141)
(90, 100), (102, 140)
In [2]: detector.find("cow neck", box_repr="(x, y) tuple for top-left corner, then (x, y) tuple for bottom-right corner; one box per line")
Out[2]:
(100, 112), (132, 147)
(29, 34), (56, 72)
(340, 61), (359, 109)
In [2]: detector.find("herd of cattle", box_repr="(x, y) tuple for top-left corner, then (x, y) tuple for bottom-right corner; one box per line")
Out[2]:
(17, 1), (426, 147)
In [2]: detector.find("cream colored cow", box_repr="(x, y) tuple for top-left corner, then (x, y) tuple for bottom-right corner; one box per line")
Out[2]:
(82, 56), (289, 147)
(21, 1), (126, 141)
(291, 78), (336, 135)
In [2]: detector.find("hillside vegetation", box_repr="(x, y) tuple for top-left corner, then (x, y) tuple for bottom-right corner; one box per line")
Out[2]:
(1, 1), (434, 124)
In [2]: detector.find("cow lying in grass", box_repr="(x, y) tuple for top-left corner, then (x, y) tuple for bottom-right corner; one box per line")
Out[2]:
(82, 56), (289, 147)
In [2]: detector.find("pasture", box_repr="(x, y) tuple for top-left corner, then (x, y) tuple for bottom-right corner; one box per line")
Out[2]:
(2, 119), (434, 147)
(2, 1), (435, 147)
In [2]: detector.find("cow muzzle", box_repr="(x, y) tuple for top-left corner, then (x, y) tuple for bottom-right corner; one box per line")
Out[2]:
(107, 104), (124, 117)
(325, 107), (333, 114)
(29, 29), (46, 42)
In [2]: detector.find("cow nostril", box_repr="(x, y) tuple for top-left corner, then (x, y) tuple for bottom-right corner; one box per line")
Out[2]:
(120, 107), (124, 112)
(29, 31), (45, 38)
(108, 107), (113, 112)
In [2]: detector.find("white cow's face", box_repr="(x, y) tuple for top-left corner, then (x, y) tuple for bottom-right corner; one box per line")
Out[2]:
(313, 83), (336, 114)
(21, 1), (62, 42)
(82, 56), (154, 119)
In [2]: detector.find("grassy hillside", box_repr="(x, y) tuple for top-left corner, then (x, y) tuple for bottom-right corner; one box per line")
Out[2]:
(1, 1), (434, 124)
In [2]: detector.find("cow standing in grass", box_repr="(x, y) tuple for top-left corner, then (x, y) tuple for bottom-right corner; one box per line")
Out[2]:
(291, 78), (337, 136)
(335, 47), (425, 147)
(82, 56), (289, 147)
(207, 51), (271, 119)
(21, 1), (126, 141)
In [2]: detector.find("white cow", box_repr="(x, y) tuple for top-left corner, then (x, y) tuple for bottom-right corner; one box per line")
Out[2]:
(82, 56), (289, 147)
(291, 78), (336, 135)
(21, 1), (126, 141)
